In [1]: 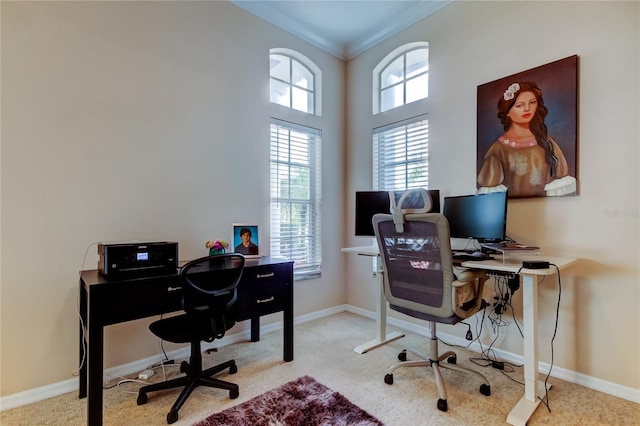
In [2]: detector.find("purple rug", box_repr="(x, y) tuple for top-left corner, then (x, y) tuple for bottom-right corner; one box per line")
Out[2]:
(193, 375), (384, 426)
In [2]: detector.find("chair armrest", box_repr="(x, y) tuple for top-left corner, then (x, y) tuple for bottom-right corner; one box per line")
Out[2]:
(452, 274), (489, 318)
(452, 267), (486, 283)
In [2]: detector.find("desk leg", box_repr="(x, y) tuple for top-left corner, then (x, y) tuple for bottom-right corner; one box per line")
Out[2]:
(283, 301), (294, 362)
(250, 316), (260, 342)
(249, 311), (293, 362)
(507, 273), (544, 426)
(87, 320), (104, 426)
(78, 282), (88, 399)
(353, 259), (404, 354)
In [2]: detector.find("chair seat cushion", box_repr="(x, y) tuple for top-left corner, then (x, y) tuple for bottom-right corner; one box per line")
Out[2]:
(390, 304), (461, 325)
(149, 313), (236, 344)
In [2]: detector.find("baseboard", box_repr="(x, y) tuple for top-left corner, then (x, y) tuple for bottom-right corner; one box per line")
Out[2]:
(0, 305), (349, 411)
(343, 305), (640, 404)
(1, 304), (638, 411)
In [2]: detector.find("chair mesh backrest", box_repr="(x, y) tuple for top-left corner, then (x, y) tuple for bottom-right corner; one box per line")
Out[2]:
(373, 213), (456, 319)
(180, 254), (245, 325)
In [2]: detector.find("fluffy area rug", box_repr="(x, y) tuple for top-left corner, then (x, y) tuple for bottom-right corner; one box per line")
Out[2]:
(193, 375), (384, 426)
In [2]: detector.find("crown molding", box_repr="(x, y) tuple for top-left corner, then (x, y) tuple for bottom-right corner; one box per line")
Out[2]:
(229, 1), (452, 60)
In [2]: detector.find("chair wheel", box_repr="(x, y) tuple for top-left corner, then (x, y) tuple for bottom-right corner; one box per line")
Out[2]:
(167, 409), (178, 424)
(384, 373), (394, 385)
(179, 361), (189, 374)
(230, 387), (239, 399)
(136, 392), (147, 405)
(480, 383), (491, 396)
(398, 351), (407, 361)
(229, 364), (238, 374)
(437, 398), (448, 412)
(447, 355), (457, 364)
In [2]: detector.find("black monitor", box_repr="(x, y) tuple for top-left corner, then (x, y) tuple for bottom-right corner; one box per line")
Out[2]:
(355, 189), (440, 236)
(443, 191), (508, 242)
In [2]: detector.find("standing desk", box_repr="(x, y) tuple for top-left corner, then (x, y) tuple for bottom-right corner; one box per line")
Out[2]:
(78, 256), (294, 426)
(460, 256), (576, 426)
(344, 245), (576, 425)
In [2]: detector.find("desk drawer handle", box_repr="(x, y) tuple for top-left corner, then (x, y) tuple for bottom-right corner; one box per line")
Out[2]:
(257, 296), (275, 304)
(167, 286), (182, 292)
(257, 273), (275, 279)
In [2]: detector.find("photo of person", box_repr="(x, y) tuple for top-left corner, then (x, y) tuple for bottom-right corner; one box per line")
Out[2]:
(233, 225), (259, 256)
(476, 56), (578, 198)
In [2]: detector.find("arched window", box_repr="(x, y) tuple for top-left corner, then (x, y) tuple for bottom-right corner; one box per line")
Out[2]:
(269, 49), (322, 279)
(372, 43), (429, 191)
(270, 48), (322, 116)
(373, 42), (428, 114)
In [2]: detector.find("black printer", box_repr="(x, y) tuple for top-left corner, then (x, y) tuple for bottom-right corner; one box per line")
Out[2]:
(98, 241), (178, 278)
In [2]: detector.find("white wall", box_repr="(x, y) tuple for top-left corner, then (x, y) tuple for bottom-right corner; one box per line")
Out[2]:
(0, 1), (345, 396)
(2, 0), (638, 402)
(345, 1), (639, 390)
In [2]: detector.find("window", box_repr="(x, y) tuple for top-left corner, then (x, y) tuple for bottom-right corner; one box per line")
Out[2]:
(270, 49), (322, 115)
(269, 49), (322, 278)
(373, 42), (428, 114)
(270, 120), (322, 278)
(373, 116), (429, 191)
(372, 43), (430, 191)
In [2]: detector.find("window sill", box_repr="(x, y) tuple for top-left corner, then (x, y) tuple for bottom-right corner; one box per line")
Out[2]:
(294, 271), (321, 281)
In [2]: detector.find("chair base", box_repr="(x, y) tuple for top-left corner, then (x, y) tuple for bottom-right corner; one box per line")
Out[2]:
(137, 341), (239, 424)
(383, 322), (490, 412)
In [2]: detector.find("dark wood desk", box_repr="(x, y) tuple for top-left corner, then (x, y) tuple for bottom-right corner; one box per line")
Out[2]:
(78, 256), (294, 426)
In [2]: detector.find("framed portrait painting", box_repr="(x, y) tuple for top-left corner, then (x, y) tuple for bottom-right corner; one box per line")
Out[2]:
(476, 55), (578, 198)
(232, 224), (261, 258)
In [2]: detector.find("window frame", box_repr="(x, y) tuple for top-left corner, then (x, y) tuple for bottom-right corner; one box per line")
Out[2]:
(269, 119), (322, 280)
(373, 114), (429, 191)
(270, 48), (322, 117)
(373, 42), (429, 115)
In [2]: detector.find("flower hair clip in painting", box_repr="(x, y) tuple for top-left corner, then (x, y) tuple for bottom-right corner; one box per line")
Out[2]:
(503, 83), (520, 101)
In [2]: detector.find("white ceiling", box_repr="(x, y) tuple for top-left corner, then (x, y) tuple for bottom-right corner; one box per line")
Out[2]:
(229, 1), (452, 60)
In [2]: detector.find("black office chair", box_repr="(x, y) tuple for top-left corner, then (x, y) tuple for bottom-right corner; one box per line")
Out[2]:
(137, 254), (245, 424)
(372, 212), (491, 412)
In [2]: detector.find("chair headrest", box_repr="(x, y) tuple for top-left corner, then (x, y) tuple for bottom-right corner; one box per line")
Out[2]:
(390, 189), (433, 232)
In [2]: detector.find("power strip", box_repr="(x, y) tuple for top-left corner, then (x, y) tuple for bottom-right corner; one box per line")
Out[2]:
(485, 270), (516, 279)
(138, 369), (154, 380)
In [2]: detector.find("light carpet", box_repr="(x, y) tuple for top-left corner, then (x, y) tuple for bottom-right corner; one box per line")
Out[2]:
(1, 312), (638, 425)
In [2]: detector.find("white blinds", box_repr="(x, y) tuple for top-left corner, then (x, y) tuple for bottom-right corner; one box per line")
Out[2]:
(270, 120), (322, 277)
(373, 115), (429, 191)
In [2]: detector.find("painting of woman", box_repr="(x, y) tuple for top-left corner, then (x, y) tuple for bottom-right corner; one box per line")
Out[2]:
(476, 56), (578, 198)
(477, 81), (576, 197)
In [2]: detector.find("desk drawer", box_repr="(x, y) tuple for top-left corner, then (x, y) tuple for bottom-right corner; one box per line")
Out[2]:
(88, 276), (183, 325)
(237, 263), (292, 319)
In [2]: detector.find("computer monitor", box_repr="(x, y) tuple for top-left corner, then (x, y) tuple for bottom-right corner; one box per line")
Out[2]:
(443, 191), (508, 242)
(355, 189), (440, 236)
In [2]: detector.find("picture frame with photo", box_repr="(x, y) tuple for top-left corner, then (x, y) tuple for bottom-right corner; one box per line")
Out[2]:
(231, 224), (261, 258)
